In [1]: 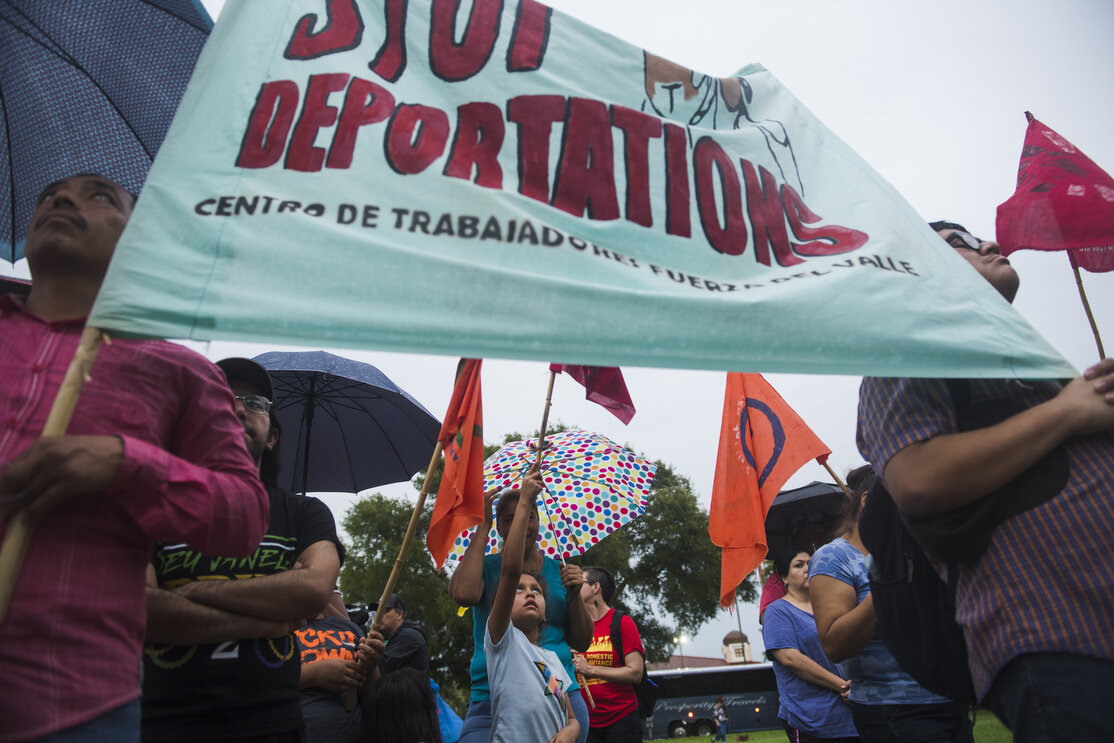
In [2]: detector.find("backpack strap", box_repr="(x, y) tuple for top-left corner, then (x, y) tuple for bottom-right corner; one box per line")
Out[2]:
(609, 608), (624, 665)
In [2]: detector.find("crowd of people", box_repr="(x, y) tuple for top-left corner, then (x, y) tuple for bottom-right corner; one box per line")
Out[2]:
(1, 168), (1112, 743)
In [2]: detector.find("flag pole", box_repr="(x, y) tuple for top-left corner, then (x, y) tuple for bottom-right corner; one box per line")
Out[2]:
(535, 370), (557, 467)
(822, 461), (852, 499)
(0, 326), (107, 623)
(370, 439), (445, 637)
(1071, 260), (1106, 359)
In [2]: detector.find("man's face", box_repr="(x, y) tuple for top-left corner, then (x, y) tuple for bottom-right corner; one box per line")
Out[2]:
(229, 380), (277, 467)
(24, 175), (134, 279)
(378, 605), (404, 637)
(936, 228), (1020, 302)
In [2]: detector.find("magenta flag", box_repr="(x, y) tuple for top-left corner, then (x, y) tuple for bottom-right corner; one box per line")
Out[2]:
(996, 113), (1114, 273)
(549, 364), (636, 424)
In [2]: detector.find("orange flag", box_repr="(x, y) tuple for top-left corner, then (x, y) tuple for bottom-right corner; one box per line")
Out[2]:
(427, 359), (484, 570)
(710, 373), (830, 608)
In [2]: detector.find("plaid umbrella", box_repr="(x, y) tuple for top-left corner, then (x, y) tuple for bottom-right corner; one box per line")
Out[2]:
(1, 0), (212, 261)
(443, 429), (656, 568)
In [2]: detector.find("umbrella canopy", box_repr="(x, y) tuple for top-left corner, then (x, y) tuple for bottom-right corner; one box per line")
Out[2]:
(444, 429), (657, 568)
(254, 351), (440, 494)
(764, 481), (846, 558)
(1, 0), (211, 261)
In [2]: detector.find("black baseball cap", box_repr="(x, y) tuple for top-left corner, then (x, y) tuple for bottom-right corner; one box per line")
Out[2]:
(370, 593), (405, 612)
(216, 357), (274, 402)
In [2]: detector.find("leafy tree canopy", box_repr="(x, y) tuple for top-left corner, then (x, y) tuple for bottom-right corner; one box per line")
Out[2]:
(339, 424), (757, 710)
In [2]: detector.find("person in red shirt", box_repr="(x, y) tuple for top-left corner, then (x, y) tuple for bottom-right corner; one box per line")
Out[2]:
(0, 174), (269, 742)
(573, 566), (646, 742)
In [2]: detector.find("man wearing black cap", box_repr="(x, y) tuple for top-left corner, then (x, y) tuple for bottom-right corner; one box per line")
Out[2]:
(375, 593), (430, 675)
(142, 358), (350, 743)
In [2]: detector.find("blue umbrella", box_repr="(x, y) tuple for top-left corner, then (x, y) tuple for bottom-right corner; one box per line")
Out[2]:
(254, 351), (441, 495)
(1, 0), (212, 262)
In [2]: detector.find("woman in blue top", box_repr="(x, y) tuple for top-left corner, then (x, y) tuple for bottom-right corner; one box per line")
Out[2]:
(449, 485), (593, 743)
(762, 548), (859, 743)
(810, 466), (973, 742)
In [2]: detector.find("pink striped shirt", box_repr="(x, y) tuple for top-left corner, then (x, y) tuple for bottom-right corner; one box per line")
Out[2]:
(0, 295), (269, 741)
(857, 375), (1114, 701)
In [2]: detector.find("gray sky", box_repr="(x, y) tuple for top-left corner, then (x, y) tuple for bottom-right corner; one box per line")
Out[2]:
(7, 0), (1112, 660)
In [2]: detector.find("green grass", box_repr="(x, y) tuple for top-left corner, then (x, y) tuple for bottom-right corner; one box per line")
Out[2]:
(655, 711), (1011, 742)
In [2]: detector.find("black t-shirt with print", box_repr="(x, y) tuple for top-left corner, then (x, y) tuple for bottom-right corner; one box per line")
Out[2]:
(142, 486), (342, 741)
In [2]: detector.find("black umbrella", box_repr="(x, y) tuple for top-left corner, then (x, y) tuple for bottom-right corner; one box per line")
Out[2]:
(0, 0), (212, 261)
(254, 351), (441, 494)
(764, 481), (846, 557)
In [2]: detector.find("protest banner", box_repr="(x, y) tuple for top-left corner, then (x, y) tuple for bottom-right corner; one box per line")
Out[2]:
(89, 0), (1075, 379)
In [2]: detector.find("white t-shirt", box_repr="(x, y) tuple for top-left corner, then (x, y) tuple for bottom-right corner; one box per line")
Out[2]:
(486, 623), (572, 743)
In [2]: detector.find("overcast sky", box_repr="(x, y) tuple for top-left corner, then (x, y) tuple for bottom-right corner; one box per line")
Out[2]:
(6, 0), (1112, 660)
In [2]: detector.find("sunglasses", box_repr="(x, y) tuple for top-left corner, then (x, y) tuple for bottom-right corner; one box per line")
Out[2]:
(234, 394), (272, 415)
(944, 230), (985, 253)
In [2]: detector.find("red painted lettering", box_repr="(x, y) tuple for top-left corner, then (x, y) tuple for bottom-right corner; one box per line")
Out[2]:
(552, 98), (619, 220)
(369, 0), (407, 82)
(611, 106), (662, 227)
(507, 94), (566, 202)
(327, 77), (395, 168)
(285, 73), (350, 172)
(663, 123), (691, 237)
(284, 0), (364, 59)
(742, 159), (800, 267)
(782, 185), (869, 257)
(506, 0), (551, 72)
(694, 136), (746, 255)
(384, 104), (451, 174)
(429, 0), (503, 82)
(443, 102), (505, 188)
(236, 81), (300, 169)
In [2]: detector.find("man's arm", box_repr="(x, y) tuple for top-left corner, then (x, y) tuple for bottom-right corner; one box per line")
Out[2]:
(560, 563), (592, 652)
(575, 650), (644, 685)
(448, 488), (499, 606)
(886, 359), (1114, 515)
(809, 575), (874, 663)
(172, 540), (340, 623)
(145, 565), (289, 645)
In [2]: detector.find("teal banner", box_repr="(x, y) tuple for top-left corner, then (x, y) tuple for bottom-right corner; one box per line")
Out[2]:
(90, 0), (1075, 378)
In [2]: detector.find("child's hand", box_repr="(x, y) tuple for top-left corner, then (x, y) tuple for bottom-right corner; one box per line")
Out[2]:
(482, 488), (500, 526)
(356, 632), (385, 671)
(549, 721), (579, 743)
(520, 462), (544, 502)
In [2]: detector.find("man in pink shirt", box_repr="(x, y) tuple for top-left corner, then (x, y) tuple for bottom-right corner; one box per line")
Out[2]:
(0, 174), (269, 742)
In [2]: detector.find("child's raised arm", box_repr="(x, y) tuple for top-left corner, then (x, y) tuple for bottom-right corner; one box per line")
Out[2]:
(487, 463), (543, 645)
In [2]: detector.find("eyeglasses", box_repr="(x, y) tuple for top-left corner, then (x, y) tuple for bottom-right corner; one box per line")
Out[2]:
(944, 230), (985, 253)
(234, 394), (272, 415)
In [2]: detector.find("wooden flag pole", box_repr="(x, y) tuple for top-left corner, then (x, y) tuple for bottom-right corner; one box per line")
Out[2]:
(822, 461), (852, 500)
(1072, 262), (1106, 359)
(369, 439), (445, 637)
(535, 370), (557, 467)
(0, 326), (107, 623)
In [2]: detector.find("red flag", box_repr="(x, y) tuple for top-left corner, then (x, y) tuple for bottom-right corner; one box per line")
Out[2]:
(427, 359), (484, 570)
(709, 373), (830, 608)
(996, 112), (1114, 273)
(549, 364), (636, 424)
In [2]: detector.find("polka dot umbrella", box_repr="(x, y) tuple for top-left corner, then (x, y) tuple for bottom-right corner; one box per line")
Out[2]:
(443, 429), (656, 569)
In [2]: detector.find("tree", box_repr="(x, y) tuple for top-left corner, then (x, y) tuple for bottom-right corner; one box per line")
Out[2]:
(339, 425), (758, 707)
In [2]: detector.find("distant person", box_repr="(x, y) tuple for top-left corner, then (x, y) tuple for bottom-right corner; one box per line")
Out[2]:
(713, 698), (728, 743)
(485, 463), (579, 743)
(858, 221), (1114, 740)
(572, 565), (645, 742)
(296, 589), (385, 743)
(364, 668), (444, 743)
(450, 483), (592, 743)
(142, 358), (344, 742)
(762, 548), (858, 743)
(375, 593), (430, 676)
(0, 174), (268, 742)
(810, 466), (973, 742)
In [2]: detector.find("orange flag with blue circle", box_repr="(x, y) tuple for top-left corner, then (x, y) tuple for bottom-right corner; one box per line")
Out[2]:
(710, 373), (829, 607)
